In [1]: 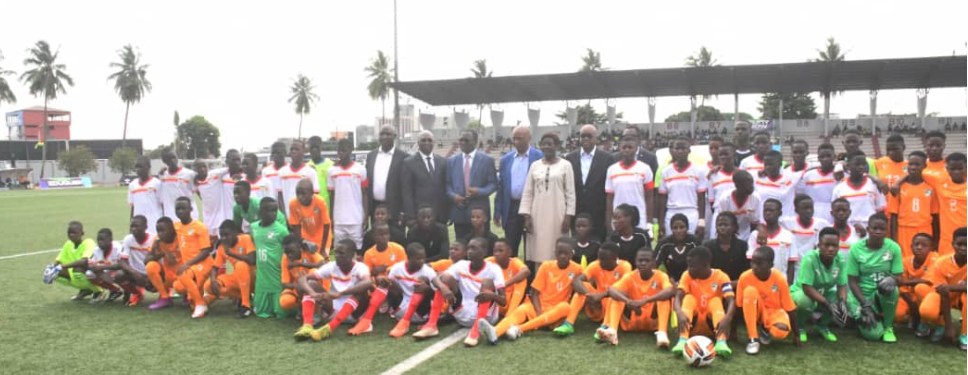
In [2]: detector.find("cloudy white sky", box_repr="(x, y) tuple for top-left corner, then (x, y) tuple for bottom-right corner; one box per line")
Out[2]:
(1, 0), (965, 151)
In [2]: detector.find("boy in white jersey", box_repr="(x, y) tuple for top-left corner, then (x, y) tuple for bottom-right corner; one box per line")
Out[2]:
(128, 156), (163, 235)
(159, 148), (197, 219)
(657, 138), (707, 238)
(712, 170), (762, 241)
(117, 215), (155, 307)
(193, 159), (226, 239)
(748, 199), (796, 282)
(753, 150), (801, 221)
(262, 141), (288, 211)
(832, 151), (886, 228)
(784, 139), (818, 174)
(738, 131), (772, 172)
(329, 138), (368, 250)
(831, 198), (866, 257)
(278, 140), (319, 216)
(242, 152), (274, 199)
(217, 150), (245, 226)
(707, 143), (738, 238)
(796, 143), (838, 224)
(294, 240), (374, 342)
(85, 228), (125, 304)
(605, 136), (655, 232)
(385, 244), (439, 337)
(780, 194), (831, 280)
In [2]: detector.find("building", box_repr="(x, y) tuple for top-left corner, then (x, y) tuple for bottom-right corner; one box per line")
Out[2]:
(374, 104), (417, 137)
(5, 106), (72, 141)
(355, 125), (375, 143)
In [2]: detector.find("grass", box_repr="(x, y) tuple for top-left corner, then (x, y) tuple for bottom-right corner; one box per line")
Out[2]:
(0, 187), (964, 375)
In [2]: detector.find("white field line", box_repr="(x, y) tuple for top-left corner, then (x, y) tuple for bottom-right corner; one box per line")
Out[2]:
(379, 328), (469, 375)
(0, 249), (59, 260)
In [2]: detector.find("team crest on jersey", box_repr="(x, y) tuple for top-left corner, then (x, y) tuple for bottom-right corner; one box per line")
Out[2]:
(882, 252), (892, 261)
(925, 189), (932, 197)
(831, 269), (839, 278)
(268, 232), (276, 239)
(614, 271), (620, 279)
(237, 246), (244, 254)
(711, 282), (718, 290)
(568, 272), (575, 279)
(314, 207), (321, 215)
(771, 284), (778, 293)
(651, 281), (658, 289)
(390, 254), (397, 261)
(188, 229), (195, 235)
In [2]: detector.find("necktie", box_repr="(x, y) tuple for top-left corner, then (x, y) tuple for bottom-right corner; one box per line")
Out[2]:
(426, 156), (435, 174)
(464, 154), (471, 194)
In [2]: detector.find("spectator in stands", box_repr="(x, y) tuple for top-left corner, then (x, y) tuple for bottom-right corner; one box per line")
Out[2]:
(831, 124), (841, 138)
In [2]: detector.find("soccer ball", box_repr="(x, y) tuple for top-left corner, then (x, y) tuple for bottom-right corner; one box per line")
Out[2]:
(682, 335), (716, 368)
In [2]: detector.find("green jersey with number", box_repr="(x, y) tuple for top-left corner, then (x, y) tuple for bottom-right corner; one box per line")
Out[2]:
(846, 238), (902, 294)
(233, 197), (286, 229)
(791, 249), (847, 294)
(251, 220), (289, 295)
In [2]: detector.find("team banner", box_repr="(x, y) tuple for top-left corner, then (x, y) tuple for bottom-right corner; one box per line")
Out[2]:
(38, 176), (92, 189)
(750, 119), (774, 131)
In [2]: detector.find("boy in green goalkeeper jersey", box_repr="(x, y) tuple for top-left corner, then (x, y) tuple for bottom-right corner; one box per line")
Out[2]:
(49, 221), (101, 299)
(251, 197), (290, 318)
(233, 180), (286, 233)
(792, 227), (848, 343)
(847, 213), (902, 343)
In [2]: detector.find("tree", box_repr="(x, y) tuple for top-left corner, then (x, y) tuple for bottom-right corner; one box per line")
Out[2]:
(288, 74), (319, 139)
(555, 103), (622, 125)
(108, 147), (138, 176)
(107, 44), (151, 148)
(758, 93), (818, 119)
(814, 37), (845, 127)
(685, 46), (718, 122)
(20, 40), (74, 178)
(177, 116), (221, 159)
(365, 51), (392, 123)
(0, 50), (16, 110)
(57, 145), (96, 177)
(723, 112), (754, 122)
(470, 59), (493, 129)
(665, 106), (725, 122)
(579, 48), (603, 72)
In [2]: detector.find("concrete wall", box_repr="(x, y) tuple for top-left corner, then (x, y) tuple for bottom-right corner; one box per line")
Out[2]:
(13, 159), (167, 186)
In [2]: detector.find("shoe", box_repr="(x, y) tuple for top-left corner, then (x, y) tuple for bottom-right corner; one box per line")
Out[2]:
(389, 320), (411, 338)
(553, 322), (574, 337)
(882, 327), (896, 343)
(191, 304), (208, 319)
(746, 340), (760, 355)
(655, 331), (670, 348)
(715, 340), (733, 358)
(412, 325), (439, 340)
(88, 292), (105, 305)
(959, 334), (966, 351)
(463, 335), (478, 347)
(670, 339), (686, 355)
(593, 327), (602, 341)
(127, 293), (143, 307)
(348, 318), (373, 336)
(505, 325), (521, 341)
(798, 329), (808, 343)
(106, 290), (124, 303)
(310, 325), (332, 341)
(237, 305), (253, 319)
(122, 291), (131, 304)
(72, 290), (93, 301)
(596, 327), (618, 345)
(930, 326), (945, 342)
(148, 297), (173, 310)
(478, 319), (498, 345)
(817, 328), (838, 342)
(915, 323), (931, 338)
(294, 324), (315, 341)
(757, 326), (772, 345)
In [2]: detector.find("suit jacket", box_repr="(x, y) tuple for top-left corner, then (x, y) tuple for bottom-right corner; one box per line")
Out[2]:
(445, 150), (498, 225)
(565, 146), (614, 240)
(365, 147), (409, 221)
(400, 152), (449, 223)
(494, 147), (543, 227)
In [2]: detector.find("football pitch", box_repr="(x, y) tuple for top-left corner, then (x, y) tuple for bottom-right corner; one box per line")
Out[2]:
(0, 187), (964, 375)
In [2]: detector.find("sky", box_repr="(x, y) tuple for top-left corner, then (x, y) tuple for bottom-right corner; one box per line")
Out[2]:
(1, 0), (965, 151)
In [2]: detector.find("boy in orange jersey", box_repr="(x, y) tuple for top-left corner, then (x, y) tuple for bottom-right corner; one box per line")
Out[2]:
(555, 242), (632, 337)
(670, 246), (736, 357)
(170, 196), (214, 318)
(363, 223), (407, 278)
(918, 227), (967, 349)
(889, 151), (938, 258)
(145, 217), (180, 310)
(597, 248), (675, 347)
(737, 246), (798, 355)
(288, 179), (331, 257)
(279, 235), (325, 318)
(926, 153), (966, 256)
(431, 240), (466, 273)
(486, 239), (530, 318)
(875, 135), (908, 193)
(203, 220), (256, 318)
(896, 233), (937, 337)
(478, 237), (582, 344)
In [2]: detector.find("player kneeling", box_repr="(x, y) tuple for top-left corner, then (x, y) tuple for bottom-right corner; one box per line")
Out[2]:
(670, 246), (736, 357)
(918, 228), (967, 350)
(597, 248), (675, 347)
(737, 246), (798, 355)
(279, 235), (325, 319)
(43, 221), (101, 300)
(115, 215), (157, 307)
(84, 228), (125, 304)
(293, 240), (372, 342)
(792, 228), (848, 343)
(203, 221), (256, 318)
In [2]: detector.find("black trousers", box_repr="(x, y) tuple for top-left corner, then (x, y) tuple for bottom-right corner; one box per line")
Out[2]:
(505, 199), (526, 258)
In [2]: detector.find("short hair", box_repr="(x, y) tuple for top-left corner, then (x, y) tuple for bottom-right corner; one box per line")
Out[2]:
(908, 151), (927, 160)
(794, 194), (813, 207)
(832, 197), (850, 207)
(156, 216), (174, 227)
(260, 196), (277, 206)
(793, 139), (809, 149)
(818, 227), (840, 239)
(336, 239), (358, 253)
(716, 211), (739, 231)
(337, 138), (354, 149)
(818, 143), (835, 153)
(131, 215), (147, 226)
(764, 198), (783, 210)
(461, 129), (479, 141)
(468, 205), (488, 214)
(912, 232), (933, 245)
(575, 212), (593, 222)
(493, 238), (510, 248)
(709, 135), (724, 143)
(600, 241), (620, 254)
(843, 128), (861, 137)
(734, 120), (751, 128)
(620, 135), (638, 144)
(732, 169), (752, 183)
(687, 246), (711, 263)
(764, 150), (783, 160)
(234, 180), (251, 192)
(615, 203), (641, 228)
(955, 227), (967, 239)
(175, 196), (192, 205)
(753, 130), (770, 140)
(97, 228), (112, 237)
(556, 236), (577, 249)
(539, 132), (561, 145)
(669, 213), (689, 228)
(946, 152), (966, 164)
(636, 248), (655, 258)
(719, 142), (736, 151)
(271, 141), (286, 150)
(373, 203), (389, 212)
(846, 150), (867, 161)
(219, 220), (240, 232)
(405, 243), (426, 257)
(373, 222), (390, 232)
(623, 125), (642, 137)
(753, 246), (775, 263)
(243, 152), (259, 163)
(868, 212), (889, 226)
(925, 130), (946, 140)
(886, 134), (905, 144)
(308, 135), (323, 143)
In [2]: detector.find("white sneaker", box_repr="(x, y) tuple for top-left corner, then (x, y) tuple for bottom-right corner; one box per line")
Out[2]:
(192, 304), (208, 319)
(506, 325), (521, 341)
(478, 319), (499, 344)
(746, 340), (760, 355)
(655, 331), (670, 348)
(597, 327), (618, 345)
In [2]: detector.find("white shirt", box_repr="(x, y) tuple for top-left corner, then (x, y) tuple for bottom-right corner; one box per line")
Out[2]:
(372, 147), (395, 201)
(739, 154), (766, 172)
(388, 262), (437, 300)
(708, 169), (736, 205)
(445, 260), (506, 311)
(127, 177), (163, 235)
(780, 216), (831, 279)
(261, 163), (287, 196)
(328, 162), (368, 225)
(215, 168), (241, 232)
(89, 241), (123, 266)
(753, 171), (802, 220)
(419, 151), (436, 174)
(311, 261), (371, 305)
(195, 171), (226, 236)
(243, 174), (275, 200)
(120, 233), (155, 275)
(279, 163), (319, 213)
(605, 160), (654, 230)
(796, 169), (838, 224)
(712, 190), (763, 241)
(580, 147), (596, 184)
(831, 178), (886, 227)
(159, 167), (198, 220)
(837, 226), (864, 257)
(658, 162), (708, 209)
(747, 227), (796, 276)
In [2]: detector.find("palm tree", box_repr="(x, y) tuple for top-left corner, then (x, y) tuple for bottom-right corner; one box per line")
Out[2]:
(0, 51), (17, 165)
(107, 44), (152, 148)
(365, 51), (392, 124)
(579, 48), (603, 72)
(21, 40), (74, 178)
(685, 46), (718, 122)
(288, 74), (319, 139)
(470, 59), (493, 128)
(815, 37), (845, 133)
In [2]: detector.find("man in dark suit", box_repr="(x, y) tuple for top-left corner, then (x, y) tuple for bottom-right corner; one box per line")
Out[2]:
(615, 125), (658, 175)
(565, 124), (614, 241)
(446, 129), (498, 239)
(401, 130), (449, 226)
(365, 125), (409, 227)
(494, 125), (542, 255)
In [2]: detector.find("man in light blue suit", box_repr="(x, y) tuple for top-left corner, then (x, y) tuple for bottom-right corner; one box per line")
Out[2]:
(446, 129), (498, 240)
(494, 125), (542, 257)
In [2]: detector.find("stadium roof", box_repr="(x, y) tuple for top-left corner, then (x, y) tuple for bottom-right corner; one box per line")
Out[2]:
(392, 55), (967, 106)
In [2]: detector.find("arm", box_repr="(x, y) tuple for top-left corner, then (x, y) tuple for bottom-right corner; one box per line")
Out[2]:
(847, 276), (867, 306)
(361, 185), (369, 231)
(505, 266), (530, 287)
(209, 266), (221, 298)
(529, 288), (544, 316)
(695, 191), (706, 239)
(890, 214), (898, 242)
(432, 274), (457, 305)
(225, 251), (257, 266)
(802, 284), (830, 305)
(673, 289), (689, 331)
(645, 188), (655, 226)
(719, 295), (737, 334)
(787, 261), (796, 285)
(321, 224), (330, 255)
(476, 158), (499, 196)
(656, 194), (667, 236)
(571, 274), (594, 296)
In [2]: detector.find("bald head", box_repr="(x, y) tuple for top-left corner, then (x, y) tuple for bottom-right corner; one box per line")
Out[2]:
(512, 125), (531, 154)
(379, 125), (397, 151)
(417, 130), (435, 154)
(579, 124), (598, 152)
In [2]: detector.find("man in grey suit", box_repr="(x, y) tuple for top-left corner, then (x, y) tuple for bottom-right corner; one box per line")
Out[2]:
(565, 124), (614, 241)
(401, 131), (449, 226)
(446, 129), (498, 239)
(366, 125), (409, 227)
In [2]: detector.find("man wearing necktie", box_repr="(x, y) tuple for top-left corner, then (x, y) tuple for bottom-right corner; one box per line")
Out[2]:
(401, 131), (450, 226)
(446, 129), (498, 239)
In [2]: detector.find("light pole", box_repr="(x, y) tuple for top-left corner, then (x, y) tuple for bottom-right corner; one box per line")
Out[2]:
(393, 0), (401, 136)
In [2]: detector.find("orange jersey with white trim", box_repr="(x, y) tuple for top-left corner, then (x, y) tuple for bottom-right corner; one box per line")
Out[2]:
(485, 256), (527, 285)
(612, 269), (673, 300)
(213, 235), (256, 270)
(888, 181), (939, 228)
(736, 269), (796, 311)
(281, 251), (324, 284)
(583, 260), (632, 293)
(532, 260), (584, 311)
(363, 242), (407, 277)
(678, 269), (735, 302)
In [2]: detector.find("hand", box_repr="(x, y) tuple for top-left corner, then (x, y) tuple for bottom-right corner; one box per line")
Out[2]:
(588, 292), (606, 303)
(911, 279), (932, 286)
(413, 280), (432, 294)
(211, 278), (221, 298)
(325, 291), (342, 301)
(475, 291), (498, 303)
(493, 216), (501, 227)
(877, 277), (897, 295)
(467, 187), (479, 197)
(373, 265), (388, 276)
(822, 301), (839, 320)
(628, 298), (647, 310)
(706, 165), (722, 179)
(935, 284), (950, 294)
(835, 300), (849, 327)
(176, 264), (189, 276)
(873, 179), (888, 194)
(854, 223), (867, 238)
(694, 225), (705, 240)
(308, 291), (326, 301)
(860, 304), (877, 328)
(560, 217), (570, 234)
(441, 287), (456, 305)
(376, 276), (392, 288)
(453, 195), (466, 207)
(676, 311), (691, 332)
(523, 215), (533, 234)
(715, 316), (731, 337)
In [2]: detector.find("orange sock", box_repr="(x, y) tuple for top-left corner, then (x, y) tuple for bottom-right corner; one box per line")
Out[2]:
(145, 261), (169, 298)
(328, 297), (358, 330)
(566, 293), (587, 324)
(361, 287), (388, 320)
(235, 262), (252, 308)
(401, 293), (425, 322)
(468, 291), (493, 338)
(177, 271), (204, 306)
(496, 304), (530, 336)
(424, 290), (445, 328)
(742, 286), (761, 340)
(606, 301), (625, 329)
(302, 296), (316, 325)
(504, 283), (526, 316)
(520, 302), (571, 333)
(656, 300), (671, 333)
